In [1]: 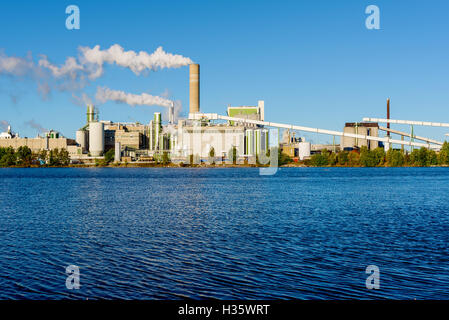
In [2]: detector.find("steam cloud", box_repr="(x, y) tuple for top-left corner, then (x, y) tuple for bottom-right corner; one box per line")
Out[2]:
(96, 86), (173, 108)
(35, 44), (194, 82)
(24, 119), (47, 134)
(38, 55), (84, 79)
(0, 44), (192, 101)
(79, 45), (193, 79)
(0, 53), (35, 76)
(1, 45), (189, 121)
(0, 120), (10, 132)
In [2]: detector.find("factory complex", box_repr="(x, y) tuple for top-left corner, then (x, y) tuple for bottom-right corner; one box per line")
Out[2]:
(1, 64), (448, 166)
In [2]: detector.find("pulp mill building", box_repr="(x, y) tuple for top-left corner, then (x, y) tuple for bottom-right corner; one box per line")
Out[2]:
(3, 62), (411, 164)
(69, 64), (287, 163)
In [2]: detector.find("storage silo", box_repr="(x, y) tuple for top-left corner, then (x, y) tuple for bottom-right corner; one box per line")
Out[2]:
(260, 129), (269, 154)
(154, 112), (161, 151)
(76, 130), (87, 152)
(245, 129), (254, 156)
(149, 120), (154, 151)
(298, 141), (311, 160)
(89, 122), (104, 157)
(114, 142), (121, 162)
(255, 129), (261, 156)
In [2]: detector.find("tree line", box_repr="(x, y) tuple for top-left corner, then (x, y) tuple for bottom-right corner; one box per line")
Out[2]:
(308, 142), (449, 167)
(0, 146), (70, 167)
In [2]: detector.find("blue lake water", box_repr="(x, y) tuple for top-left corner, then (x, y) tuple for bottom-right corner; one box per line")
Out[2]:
(0, 167), (448, 299)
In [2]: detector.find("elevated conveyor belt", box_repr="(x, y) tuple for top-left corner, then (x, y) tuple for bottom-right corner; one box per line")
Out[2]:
(189, 113), (442, 150)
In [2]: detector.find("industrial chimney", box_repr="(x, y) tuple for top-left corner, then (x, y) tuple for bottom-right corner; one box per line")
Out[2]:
(169, 101), (175, 124)
(189, 64), (200, 114)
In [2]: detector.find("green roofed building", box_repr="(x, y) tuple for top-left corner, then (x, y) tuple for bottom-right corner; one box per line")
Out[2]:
(226, 100), (265, 125)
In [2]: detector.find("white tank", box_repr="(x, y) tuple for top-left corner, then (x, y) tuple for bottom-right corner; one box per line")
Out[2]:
(76, 130), (87, 151)
(245, 129), (254, 156)
(89, 122), (104, 157)
(298, 142), (311, 160)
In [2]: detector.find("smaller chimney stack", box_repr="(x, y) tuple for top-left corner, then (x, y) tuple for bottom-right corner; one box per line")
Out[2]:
(169, 101), (174, 124)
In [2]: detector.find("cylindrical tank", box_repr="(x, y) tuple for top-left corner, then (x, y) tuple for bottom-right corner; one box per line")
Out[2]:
(114, 142), (121, 162)
(154, 112), (161, 151)
(149, 120), (154, 151)
(89, 122), (104, 157)
(298, 142), (311, 160)
(260, 129), (268, 153)
(245, 129), (254, 156)
(189, 64), (200, 114)
(75, 130), (87, 151)
(254, 129), (261, 156)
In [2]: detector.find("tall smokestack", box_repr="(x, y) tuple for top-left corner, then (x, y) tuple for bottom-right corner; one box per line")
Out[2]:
(387, 98), (390, 137)
(189, 64), (200, 114)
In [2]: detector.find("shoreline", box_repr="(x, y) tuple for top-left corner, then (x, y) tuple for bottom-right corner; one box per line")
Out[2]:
(1, 163), (448, 169)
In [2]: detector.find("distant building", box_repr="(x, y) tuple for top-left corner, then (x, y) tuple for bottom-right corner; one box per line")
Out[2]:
(0, 125), (15, 139)
(341, 122), (379, 151)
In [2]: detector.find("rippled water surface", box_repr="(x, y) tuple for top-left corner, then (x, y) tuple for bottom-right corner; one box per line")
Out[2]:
(1, 167), (449, 299)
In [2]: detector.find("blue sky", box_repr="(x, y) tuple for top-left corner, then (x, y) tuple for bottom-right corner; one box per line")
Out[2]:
(0, 0), (448, 143)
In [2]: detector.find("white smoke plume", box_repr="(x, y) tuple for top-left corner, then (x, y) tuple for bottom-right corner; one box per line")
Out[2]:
(95, 86), (173, 108)
(0, 45), (192, 111)
(71, 92), (93, 106)
(38, 55), (84, 79)
(24, 119), (47, 134)
(0, 53), (35, 76)
(0, 120), (10, 132)
(79, 44), (193, 79)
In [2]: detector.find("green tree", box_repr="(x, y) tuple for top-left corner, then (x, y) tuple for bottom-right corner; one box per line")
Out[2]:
(427, 149), (438, 166)
(348, 151), (360, 166)
(161, 151), (170, 165)
(208, 147), (215, 164)
(38, 149), (48, 164)
(438, 142), (449, 165)
(278, 148), (293, 166)
(58, 149), (70, 166)
(16, 146), (32, 166)
(373, 147), (386, 166)
(359, 146), (377, 167)
(410, 148), (429, 167)
(310, 153), (329, 166)
(386, 149), (405, 167)
(337, 151), (349, 166)
(0, 147), (16, 167)
(49, 148), (60, 166)
(228, 146), (238, 165)
(327, 151), (337, 166)
(104, 148), (115, 164)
